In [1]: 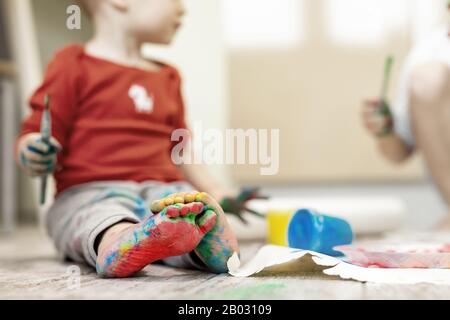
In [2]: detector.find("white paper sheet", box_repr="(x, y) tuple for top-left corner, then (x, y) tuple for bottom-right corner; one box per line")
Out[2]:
(228, 245), (450, 285)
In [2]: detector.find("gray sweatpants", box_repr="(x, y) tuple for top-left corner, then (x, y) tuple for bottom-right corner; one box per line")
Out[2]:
(46, 180), (204, 270)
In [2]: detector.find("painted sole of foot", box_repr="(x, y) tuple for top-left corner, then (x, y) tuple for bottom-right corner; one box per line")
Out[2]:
(96, 202), (216, 278)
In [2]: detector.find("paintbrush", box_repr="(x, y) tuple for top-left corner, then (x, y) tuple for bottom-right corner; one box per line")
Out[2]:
(377, 55), (394, 136)
(380, 55), (394, 101)
(379, 55), (394, 116)
(40, 94), (51, 205)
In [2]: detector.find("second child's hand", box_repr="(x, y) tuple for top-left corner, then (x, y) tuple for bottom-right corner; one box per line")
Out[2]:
(362, 56), (395, 138)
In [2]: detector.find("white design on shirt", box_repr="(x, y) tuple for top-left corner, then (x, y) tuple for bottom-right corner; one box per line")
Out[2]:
(128, 84), (154, 114)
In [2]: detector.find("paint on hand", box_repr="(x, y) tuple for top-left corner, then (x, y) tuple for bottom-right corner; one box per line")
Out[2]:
(220, 187), (268, 224)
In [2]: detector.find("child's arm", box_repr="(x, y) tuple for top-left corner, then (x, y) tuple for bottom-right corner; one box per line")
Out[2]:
(376, 134), (413, 163)
(362, 98), (413, 163)
(180, 162), (237, 201)
(171, 68), (266, 215)
(171, 69), (237, 201)
(16, 46), (81, 177)
(181, 160), (268, 223)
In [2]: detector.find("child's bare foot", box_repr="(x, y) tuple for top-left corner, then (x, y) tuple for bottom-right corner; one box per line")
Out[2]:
(151, 192), (239, 273)
(96, 202), (217, 278)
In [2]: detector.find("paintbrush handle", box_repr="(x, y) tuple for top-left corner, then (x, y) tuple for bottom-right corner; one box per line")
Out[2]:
(40, 95), (51, 205)
(380, 56), (394, 103)
(40, 176), (48, 205)
(40, 109), (51, 142)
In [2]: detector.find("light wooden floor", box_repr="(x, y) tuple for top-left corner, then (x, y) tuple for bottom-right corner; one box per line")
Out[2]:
(1, 227), (450, 300)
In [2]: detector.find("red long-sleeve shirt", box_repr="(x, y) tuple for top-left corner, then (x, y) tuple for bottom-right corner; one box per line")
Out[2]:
(19, 45), (187, 196)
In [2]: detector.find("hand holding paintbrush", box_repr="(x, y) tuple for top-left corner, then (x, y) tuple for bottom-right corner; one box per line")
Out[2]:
(362, 56), (395, 137)
(16, 94), (62, 204)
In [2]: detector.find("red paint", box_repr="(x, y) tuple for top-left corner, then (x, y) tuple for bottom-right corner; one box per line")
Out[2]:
(97, 202), (217, 278)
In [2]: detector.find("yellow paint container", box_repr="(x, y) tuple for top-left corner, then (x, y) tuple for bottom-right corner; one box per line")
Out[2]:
(266, 209), (296, 246)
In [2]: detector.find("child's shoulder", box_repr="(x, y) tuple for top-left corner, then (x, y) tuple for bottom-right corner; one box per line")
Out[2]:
(41, 44), (85, 83)
(48, 44), (85, 67)
(55, 43), (84, 56)
(146, 58), (182, 80)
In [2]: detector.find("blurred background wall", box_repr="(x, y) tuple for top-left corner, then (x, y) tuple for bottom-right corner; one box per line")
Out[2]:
(0, 0), (448, 230)
(220, 0), (448, 228)
(224, 0), (444, 183)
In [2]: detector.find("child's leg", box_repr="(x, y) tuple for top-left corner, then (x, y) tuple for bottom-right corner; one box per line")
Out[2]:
(151, 192), (239, 273)
(96, 201), (217, 278)
(46, 186), (143, 267)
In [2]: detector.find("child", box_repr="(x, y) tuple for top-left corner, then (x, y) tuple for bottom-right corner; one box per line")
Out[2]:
(15, 0), (239, 278)
(362, 7), (450, 227)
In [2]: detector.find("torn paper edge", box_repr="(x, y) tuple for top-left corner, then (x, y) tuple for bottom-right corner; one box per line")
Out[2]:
(228, 245), (450, 285)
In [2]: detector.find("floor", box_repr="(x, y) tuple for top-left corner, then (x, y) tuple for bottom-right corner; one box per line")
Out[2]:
(1, 227), (450, 300)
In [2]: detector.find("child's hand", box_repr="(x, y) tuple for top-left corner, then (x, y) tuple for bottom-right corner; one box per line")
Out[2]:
(362, 98), (394, 137)
(220, 187), (269, 224)
(17, 133), (62, 177)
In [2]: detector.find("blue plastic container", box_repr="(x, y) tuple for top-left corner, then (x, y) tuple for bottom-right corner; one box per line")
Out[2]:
(287, 209), (353, 256)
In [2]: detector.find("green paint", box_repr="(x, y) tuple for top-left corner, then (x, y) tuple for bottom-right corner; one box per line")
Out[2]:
(377, 56), (395, 137)
(381, 55), (394, 102)
(202, 283), (286, 300)
(165, 203), (198, 224)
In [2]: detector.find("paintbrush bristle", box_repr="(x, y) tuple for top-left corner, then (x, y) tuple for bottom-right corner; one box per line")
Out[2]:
(385, 56), (394, 76)
(381, 55), (395, 101)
